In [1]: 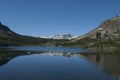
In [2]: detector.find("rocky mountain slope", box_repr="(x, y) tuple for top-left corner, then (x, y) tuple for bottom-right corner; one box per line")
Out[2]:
(60, 15), (120, 51)
(77, 15), (120, 40)
(51, 34), (77, 40)
(38, 34), (77, 40)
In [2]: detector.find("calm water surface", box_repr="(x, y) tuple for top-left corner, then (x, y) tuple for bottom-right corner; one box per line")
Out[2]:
(0, 46), (118, 80)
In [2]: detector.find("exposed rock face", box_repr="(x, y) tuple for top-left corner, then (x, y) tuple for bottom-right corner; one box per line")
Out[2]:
(38, 34), (77, 40)
(52, 34), (77, 40)
(77, 15), (120, 40)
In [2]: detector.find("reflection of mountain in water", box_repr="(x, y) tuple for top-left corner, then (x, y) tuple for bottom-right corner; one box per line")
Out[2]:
(0, 50), (120, 80)
(0, 51), (33, 67)
(44, 52), (87, 58)
(0, 56), (10, 67)
(86, 54), (120, 80)
(0, 50), (88, 67)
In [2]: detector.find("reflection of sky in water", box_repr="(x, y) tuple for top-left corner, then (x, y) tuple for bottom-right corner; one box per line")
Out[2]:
(0, 54), (114, 80)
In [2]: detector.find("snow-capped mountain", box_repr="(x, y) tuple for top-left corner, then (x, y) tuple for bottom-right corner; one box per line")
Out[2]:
(52, 34), (77, 40)
(38, 36), (52, 39)
(38, 34), (77, 40)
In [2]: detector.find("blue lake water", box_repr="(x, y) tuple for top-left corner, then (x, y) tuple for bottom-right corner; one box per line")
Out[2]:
(0, 46), (118, 80)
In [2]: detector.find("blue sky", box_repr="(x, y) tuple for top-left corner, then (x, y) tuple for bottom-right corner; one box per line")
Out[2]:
(0, 0), (120, 36)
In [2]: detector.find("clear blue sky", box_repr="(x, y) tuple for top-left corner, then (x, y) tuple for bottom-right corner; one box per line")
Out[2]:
(0, 0), (120, 36)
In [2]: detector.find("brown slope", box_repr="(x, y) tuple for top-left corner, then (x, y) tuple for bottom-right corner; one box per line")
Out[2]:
(77, 15), (120, 40)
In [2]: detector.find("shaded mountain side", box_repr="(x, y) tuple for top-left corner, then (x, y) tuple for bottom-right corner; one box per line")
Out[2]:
(0, 22), (69, 46)
(0, 34), (69, 46)
(0, 22), (17, 37)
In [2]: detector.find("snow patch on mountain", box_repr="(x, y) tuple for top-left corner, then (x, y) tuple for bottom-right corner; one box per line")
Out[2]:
(38, 34), (77, 40)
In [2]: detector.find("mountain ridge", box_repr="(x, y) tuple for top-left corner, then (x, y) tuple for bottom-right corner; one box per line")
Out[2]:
(77, 15), (120, 40)
(38, 34), (77, 40)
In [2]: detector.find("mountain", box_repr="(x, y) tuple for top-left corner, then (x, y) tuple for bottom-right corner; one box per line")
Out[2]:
(0, 22), (16, 37)
(38, 34), (77, 40)
(52, 34), (77, 40)
(0, 22), (69, 46)
(37, 36), (52, 39)
(77, 15), (120, 40)
(65, 15), (120, 51)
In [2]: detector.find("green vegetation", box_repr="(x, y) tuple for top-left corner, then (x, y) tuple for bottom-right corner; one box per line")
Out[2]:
(1, 33), (120, 52)
(0, 34), (69, 46)
(59, 37), (120, 52)
(1, 15), (120, 52)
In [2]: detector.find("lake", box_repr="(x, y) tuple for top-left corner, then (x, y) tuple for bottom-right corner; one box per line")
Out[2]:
(0, 46), (119, 80)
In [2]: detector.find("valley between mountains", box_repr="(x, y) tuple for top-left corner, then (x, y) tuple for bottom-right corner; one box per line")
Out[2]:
(1, 15), (120, 52)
